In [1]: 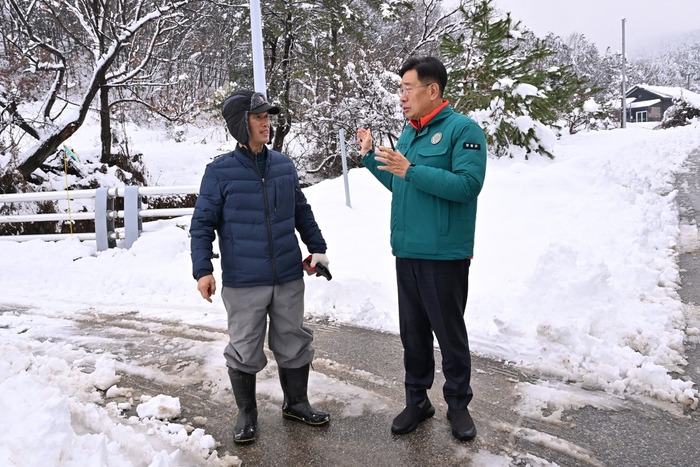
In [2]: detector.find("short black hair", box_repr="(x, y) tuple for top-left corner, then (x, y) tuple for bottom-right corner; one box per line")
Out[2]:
(399, 56), (447, 97)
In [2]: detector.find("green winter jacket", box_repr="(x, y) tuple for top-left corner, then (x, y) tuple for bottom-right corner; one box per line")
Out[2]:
(362, 105), (487, 260)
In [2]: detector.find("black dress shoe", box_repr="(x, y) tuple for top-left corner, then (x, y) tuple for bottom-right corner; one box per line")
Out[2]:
(391, 397), (435, 434)
(447, 408), (477, 441)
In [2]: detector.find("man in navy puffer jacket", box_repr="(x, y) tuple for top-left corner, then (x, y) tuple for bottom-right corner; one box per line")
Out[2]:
(190, 90), (330, 444)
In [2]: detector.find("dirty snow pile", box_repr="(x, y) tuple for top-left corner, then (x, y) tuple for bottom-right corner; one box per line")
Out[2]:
(0, 336), (236, 466)
(1, 118), (700, 465)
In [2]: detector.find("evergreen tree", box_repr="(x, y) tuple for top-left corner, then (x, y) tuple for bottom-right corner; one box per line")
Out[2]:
(440, 0), (588, 158)
(531, 32), (610, 133)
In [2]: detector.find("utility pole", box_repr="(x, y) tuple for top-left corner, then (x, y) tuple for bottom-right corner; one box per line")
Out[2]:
(250, 0), (267, 96)
(621, 18), (627, 128)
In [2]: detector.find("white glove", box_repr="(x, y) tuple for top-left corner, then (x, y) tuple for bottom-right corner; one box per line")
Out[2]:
(310, 253), (329, 268)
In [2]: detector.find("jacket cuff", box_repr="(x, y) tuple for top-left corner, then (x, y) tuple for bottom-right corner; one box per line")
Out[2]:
(405, 164), (416, 182)
(194, 269), (213, 281)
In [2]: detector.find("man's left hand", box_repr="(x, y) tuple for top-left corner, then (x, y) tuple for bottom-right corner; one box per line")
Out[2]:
(304, 254), (332, 280)
(375, 146), (411, 179)
(310, 253), (329, 268)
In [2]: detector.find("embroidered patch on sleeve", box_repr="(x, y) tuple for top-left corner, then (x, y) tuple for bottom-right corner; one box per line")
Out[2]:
(463, 142), (482, 150)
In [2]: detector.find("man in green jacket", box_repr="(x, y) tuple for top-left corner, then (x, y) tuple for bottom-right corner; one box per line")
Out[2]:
(357, 56), (486, 441)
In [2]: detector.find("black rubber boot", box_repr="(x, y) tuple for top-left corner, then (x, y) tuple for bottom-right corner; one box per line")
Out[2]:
(228, 367), (258, 443)
(278, 364), (330, 426)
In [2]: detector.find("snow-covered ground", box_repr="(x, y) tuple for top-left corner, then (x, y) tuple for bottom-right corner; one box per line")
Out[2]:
(1, 117), (700, 466)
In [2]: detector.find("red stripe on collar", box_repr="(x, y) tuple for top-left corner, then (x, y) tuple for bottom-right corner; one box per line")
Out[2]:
(409, 100), (449, 131)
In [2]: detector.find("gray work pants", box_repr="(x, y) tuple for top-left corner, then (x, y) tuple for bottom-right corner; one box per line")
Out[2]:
(221, 278), (314, 374)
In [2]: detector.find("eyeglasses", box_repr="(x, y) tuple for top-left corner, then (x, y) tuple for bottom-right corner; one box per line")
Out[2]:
(397, 83), (435, 96)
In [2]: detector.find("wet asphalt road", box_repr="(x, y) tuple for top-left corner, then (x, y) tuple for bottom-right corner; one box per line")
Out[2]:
(678, 148), (700, 388)
(113, 315), (699, 467)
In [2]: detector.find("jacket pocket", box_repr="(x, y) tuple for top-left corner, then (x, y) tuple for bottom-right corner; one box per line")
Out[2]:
(273, 178), (295, 220)
(417, 145), (450, 169)
(420, 146), (448, 157)
(219, 234), (235, 272)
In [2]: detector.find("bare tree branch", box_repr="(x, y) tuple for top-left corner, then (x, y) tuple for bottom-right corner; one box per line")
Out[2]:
(12, 0), (194, 178)
(0, 89), (40, 140)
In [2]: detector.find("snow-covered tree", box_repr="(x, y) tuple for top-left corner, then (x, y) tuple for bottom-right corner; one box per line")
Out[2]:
(2, 0), (205, 180)
(293, 51), (404, 180)
(527, 33), (611, 133)
(659, 94), (700, 128)
(379, 0), (466, 59)
(260, 0), (462, 176)
(633, 29), (700, 93)
(441, 0), (589, 158)
(260, 0), (375, 156)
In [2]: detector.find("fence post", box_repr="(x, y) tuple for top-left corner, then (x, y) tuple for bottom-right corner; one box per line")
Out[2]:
(339, 129), (352, 208)
(95, 188), (115, 251)
(124, 186), (142, 249)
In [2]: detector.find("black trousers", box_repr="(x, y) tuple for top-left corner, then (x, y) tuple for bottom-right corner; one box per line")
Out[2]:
(396, 257), (473, 409)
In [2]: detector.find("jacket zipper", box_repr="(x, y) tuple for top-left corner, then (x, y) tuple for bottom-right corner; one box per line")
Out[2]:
(249, 148), (278, 285)
(260, 175), (278, 284)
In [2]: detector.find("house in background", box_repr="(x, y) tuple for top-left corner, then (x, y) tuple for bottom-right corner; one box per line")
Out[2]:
(621, 85), (700, 123)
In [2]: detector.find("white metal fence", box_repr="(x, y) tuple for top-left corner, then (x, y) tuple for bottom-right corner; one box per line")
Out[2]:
(0, 185), (199, 251)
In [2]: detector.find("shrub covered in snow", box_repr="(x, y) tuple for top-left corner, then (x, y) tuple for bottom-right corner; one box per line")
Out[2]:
(659, 94), (700, 129)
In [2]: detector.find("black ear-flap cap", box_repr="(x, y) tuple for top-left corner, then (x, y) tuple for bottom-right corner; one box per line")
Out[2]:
(222, 90), (280, 143)
(222, 90), (253, 143)
(249, 92), (280, 115)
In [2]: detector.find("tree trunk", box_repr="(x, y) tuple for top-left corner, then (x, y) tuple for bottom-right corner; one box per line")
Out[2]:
(273, 113), (290, 151)
(18, 51), (121, 179)
(18, 121), (81, 179)
(271, 13), (294, 153)
(99, 82), (112, 164)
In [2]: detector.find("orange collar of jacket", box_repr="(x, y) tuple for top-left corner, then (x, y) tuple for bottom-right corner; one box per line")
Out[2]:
(409, 99), (450, 131)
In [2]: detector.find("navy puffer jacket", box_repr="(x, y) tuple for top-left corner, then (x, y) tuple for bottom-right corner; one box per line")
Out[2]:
(190, 147), (326, 287)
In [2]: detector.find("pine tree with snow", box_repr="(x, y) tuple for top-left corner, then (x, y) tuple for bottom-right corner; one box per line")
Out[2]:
(440, 0), (592, 158)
